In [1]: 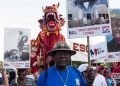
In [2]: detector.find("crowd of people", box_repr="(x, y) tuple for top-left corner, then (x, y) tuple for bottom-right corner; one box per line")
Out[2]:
(0, 41), (119, 86)
(78, 64), (118, 86)
(0, 67), (44, 86)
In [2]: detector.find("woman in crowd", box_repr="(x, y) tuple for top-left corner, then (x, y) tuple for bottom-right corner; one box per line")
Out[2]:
(102, 69), (116, 86)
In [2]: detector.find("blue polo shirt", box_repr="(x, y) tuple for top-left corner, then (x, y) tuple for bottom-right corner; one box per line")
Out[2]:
(37, 65), (86, 86)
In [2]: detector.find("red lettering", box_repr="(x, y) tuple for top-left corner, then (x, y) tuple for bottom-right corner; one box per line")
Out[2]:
(80, 44), (85, 52)
(73, 43), (79, 51)
(73, 43), (87, 52)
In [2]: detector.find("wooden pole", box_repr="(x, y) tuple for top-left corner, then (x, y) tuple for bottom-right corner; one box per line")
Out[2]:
(87, 36), (91, 67)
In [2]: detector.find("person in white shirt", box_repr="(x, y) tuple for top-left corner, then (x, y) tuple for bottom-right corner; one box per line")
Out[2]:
(93, 73), (107, 86)
(93, 67), (107, 86)
(78, 64), (107, 86)
(78, 64), (96, 85)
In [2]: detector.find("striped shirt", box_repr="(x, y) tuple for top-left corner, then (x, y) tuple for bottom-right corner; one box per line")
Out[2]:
(17, 77), (36, 86)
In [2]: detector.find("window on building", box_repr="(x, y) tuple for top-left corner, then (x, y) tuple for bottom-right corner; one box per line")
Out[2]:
(68, 14), (72, 20)
(106, 14), (109, 18)
(102, 14), (105, 19)
(87, 13), (91, 20)
(99, 14), (102, 18)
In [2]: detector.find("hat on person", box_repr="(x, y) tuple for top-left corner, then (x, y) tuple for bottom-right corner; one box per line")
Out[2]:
(102, 69), (109, 76)
(78, 64), (88, 72)
(97, 66), (104, 71)
(47, 41), (76, 56)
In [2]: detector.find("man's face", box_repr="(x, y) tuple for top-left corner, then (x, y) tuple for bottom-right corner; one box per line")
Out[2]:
(105, 72), (110, 77)
(18, 69), (26, 80)
(53, 51), (70, 67)
(111, 18), (120, 44)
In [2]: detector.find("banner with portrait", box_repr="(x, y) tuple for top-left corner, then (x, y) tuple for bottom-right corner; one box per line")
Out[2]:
(4, 28), (31, 68)
(67, 0), (112, 38)
(106, 9), (120, 62)
(106, 10), (120, 86)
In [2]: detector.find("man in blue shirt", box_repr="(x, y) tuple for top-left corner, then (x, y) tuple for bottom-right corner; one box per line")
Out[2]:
(37, 41), (86, 86)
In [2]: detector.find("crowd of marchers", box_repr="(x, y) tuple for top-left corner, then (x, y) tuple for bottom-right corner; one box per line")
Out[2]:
(0, 41), (120, 86)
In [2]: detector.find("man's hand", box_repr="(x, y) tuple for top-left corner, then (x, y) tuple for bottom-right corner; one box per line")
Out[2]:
(32, 62), (37, 67)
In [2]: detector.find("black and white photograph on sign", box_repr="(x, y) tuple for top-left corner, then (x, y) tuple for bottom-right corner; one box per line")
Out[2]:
(106, 9), (120, 52)
(67, 0), (109, 28)
(4, 28), (30, 62)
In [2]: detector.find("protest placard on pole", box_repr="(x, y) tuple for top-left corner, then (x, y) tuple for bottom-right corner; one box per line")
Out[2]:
(4, 28), (30, 68)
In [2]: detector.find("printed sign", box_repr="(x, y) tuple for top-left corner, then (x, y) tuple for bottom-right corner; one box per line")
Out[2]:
(4, 28), (30, 68)
(106, 9), (120, 62)
(70, 41), (108, 62)
(106, 9), (120, 53)
(70, 41), (88, 62)
(90, 41), (108, 60)
(111, 73), (120, 79)
(67, 0), (112, 38)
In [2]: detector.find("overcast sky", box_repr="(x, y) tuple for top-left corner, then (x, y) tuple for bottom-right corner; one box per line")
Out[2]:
(0, 0), (120, 61)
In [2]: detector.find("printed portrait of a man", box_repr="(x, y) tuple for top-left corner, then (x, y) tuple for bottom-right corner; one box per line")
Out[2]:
(107, 18), (120, 52)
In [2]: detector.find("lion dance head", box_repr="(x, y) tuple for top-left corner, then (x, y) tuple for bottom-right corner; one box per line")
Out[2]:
(38, 3), (65, 33)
